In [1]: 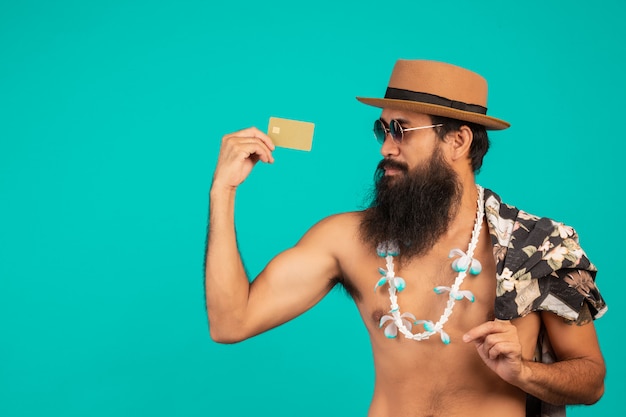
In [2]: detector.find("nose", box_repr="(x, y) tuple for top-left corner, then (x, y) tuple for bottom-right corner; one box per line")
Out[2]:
(380, 133), (400, 158)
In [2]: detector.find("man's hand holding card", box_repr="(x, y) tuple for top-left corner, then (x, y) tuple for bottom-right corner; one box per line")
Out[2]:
(212, 117), (314, 190)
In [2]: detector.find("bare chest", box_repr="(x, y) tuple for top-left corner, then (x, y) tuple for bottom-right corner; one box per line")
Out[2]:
(340, 230), (497, 344)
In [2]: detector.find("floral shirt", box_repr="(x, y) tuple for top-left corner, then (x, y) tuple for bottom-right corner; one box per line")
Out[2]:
(484, 189), (607, 417)
(485, 189), (606, 322)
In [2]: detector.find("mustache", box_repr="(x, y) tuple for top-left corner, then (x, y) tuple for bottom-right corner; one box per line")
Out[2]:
(377, 158), (409, 172)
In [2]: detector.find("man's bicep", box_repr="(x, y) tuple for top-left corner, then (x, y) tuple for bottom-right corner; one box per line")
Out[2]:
(243, 218), (343, 337)
(541, 310), (604, 364)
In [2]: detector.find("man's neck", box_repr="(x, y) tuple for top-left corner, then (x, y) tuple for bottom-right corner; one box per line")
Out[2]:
(443, 180), (480, 242)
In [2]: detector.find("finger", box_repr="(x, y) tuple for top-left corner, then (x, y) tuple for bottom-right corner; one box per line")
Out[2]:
(481, 331), (515, 348)
(463, 321), (496, 342)
(222, 135), (275, 164)
(485, 341), (520, 360)
(225, 127), (276, 151)
(235, 141), (273, 164)
(249, 130), (276, 152)
(463, 319), (512, 342)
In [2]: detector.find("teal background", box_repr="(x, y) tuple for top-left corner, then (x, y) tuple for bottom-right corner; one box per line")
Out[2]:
(1, 1), (624, 415)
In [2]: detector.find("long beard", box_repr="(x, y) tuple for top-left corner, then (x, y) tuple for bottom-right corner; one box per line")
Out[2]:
(359, 147), (462, 261)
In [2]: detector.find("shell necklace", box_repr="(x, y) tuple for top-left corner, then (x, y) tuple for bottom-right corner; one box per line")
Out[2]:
(375, 185), (485, 344)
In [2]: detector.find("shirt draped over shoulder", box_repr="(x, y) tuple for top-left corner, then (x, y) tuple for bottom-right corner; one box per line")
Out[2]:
(484, 189), (607, 323)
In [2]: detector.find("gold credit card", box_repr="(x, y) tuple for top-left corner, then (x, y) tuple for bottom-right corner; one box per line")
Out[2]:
(267, 117), (315, 151)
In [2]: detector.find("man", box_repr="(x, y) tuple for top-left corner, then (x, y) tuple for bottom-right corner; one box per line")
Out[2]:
(205, 60), (607, 416)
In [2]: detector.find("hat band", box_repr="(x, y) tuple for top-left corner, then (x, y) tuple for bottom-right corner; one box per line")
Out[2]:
(384, 88), (488, 115)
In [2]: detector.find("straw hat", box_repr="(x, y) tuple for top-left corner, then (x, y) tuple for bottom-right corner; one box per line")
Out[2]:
(356, 60), (509, 130)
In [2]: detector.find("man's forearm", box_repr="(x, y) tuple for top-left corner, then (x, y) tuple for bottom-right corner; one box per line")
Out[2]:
(205, 186), (250, 343)
(517, 357), (605, 406)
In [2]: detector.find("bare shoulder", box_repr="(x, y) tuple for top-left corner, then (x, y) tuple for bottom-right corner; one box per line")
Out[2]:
(293, 211), (366, 259)
(299, 211), (364, 242)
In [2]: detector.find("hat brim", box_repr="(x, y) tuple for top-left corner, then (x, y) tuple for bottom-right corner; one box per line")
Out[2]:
(356, 97), (510, 130)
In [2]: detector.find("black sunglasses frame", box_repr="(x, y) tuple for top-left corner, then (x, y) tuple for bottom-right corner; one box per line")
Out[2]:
(373, 119), (443, 144)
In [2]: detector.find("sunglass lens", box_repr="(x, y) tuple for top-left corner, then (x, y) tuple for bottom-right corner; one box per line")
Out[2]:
(389, 120), (402, 142)
(373, 120), (386, 144)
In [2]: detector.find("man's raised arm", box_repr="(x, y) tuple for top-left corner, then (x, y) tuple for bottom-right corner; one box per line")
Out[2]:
(205, 127), (342, 343)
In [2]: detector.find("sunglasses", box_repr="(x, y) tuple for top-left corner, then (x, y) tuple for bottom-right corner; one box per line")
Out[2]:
(373, 119), (443, 144)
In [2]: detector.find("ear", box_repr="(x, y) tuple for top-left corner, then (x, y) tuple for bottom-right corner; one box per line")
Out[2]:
(445, 125), (473, 163)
